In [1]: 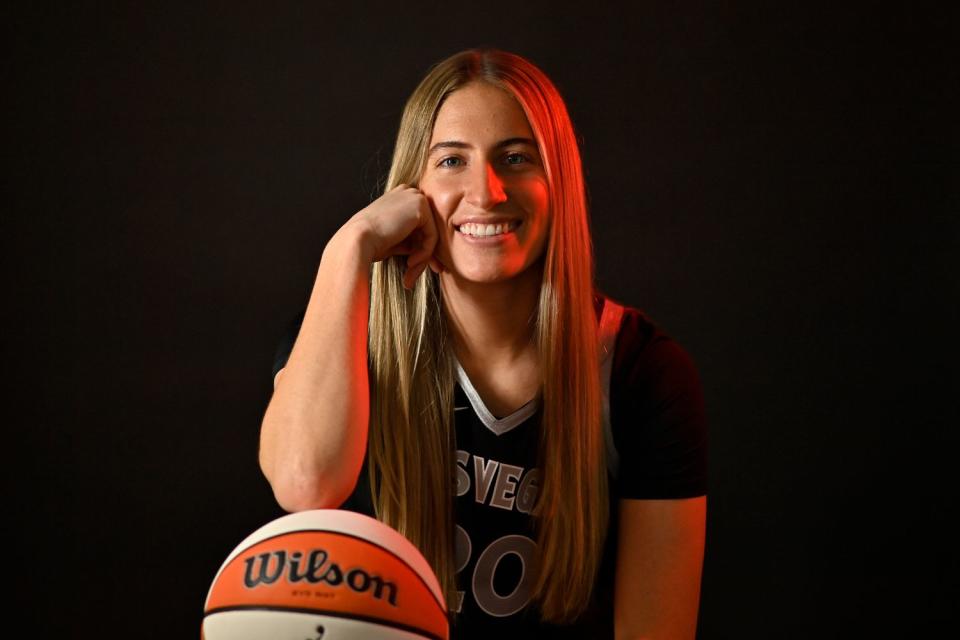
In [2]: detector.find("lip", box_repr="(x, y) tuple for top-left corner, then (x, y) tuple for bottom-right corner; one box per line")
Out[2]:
(453, 216), (521, 228)
(455, 220), (522, 244)
(457, 229), (517, 245)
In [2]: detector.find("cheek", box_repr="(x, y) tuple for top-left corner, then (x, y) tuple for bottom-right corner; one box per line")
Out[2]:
(420, 178), (463, 222)
(520, 179), (550, 223)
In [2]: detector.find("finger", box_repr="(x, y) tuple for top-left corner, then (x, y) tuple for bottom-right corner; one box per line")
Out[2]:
(403, 254), (418, 287)
(414, 262), (428, 282)
(408, 198), (439, 271)
(419, 198), (439, 254)
(403, 263), (422, 290)
(407, 246), (430, 266)
(406, 253), (422, 271)
(390, 236), (418, 258)
(406, 231), (432, 265)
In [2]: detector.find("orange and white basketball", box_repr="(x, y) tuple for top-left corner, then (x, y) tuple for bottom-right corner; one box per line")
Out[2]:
(203, 510), (448, 640)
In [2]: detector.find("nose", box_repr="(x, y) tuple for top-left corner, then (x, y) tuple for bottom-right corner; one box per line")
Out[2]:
(465, 162), (507, 210)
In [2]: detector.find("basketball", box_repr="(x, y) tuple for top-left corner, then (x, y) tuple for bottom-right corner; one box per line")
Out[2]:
(203, 509), (448, 640)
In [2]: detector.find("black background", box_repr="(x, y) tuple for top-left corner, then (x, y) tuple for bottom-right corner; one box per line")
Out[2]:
(7, 2), (957, 637)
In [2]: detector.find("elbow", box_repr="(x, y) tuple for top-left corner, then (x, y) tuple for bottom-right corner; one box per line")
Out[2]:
(273, 486), (344, 513)
(264, 465), (358, 513)
(258, 411), (366, 513)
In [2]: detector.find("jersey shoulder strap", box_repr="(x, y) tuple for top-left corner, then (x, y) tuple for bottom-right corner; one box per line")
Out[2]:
(598, 296), (625, 478)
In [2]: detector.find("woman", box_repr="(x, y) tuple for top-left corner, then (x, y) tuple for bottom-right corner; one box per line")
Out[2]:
(259, 48), (707, 638)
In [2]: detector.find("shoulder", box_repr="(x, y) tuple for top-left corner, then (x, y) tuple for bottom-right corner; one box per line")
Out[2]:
(597, 291), (708, 499)
(596, 292), (701, 389)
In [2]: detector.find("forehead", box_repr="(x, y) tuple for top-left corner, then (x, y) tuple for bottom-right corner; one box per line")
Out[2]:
(429, 81), (535, 144)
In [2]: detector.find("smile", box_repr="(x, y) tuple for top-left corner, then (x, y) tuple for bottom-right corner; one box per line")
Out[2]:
(455, 220), (522, 238)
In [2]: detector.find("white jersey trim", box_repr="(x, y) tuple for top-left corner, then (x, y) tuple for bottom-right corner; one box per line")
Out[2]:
(598, 297), (625, 478)
(454, 359), (539, 436)
(453, 295), (624, 461)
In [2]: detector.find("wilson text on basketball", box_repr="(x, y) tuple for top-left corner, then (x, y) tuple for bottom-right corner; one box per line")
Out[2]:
(243, 550), (398, 606)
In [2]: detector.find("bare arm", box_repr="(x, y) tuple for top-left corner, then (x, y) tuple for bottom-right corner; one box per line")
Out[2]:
(613, 496), (707, 640)
(258, 221), (374, 511)
(258, 185), (441, 512)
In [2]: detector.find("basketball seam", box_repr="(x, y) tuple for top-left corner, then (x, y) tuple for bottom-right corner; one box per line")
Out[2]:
(204, 605), (447, 640)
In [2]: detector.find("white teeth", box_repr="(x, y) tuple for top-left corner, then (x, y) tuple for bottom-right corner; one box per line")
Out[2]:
(458, 221), (519, 237)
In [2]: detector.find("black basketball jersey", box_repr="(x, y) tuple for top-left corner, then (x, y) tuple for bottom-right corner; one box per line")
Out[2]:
(270, 293), (708, 638)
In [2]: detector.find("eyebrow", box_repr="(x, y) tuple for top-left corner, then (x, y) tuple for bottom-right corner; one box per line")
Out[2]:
(427, 137), (537, 156)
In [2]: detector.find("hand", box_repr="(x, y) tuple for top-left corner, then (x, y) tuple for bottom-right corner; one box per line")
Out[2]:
(347, 184), (444, 289)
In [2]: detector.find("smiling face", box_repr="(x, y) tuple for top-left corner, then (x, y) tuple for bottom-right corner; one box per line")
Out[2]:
(418, 81), (550, 284)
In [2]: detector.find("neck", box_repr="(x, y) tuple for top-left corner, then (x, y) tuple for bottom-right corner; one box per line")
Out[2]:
(439, 262), (543, 370)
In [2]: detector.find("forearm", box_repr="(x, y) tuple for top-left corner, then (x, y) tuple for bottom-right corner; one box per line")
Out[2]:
(614, 497), (706, 640)
(258, 221), (373, 511)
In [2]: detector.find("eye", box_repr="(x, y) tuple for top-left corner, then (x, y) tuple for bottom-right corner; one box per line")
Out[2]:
(438, 156), (463, 168)
(504, 152), (529, 165)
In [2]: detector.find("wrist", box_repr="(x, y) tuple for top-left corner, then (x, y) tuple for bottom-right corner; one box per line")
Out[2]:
(327, 217), (376, 266)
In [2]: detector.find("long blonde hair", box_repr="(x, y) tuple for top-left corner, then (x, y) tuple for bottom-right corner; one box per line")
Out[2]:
(367, 48), (606, 623)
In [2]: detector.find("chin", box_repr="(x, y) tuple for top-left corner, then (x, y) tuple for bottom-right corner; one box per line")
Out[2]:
(447, 262), (519, 284)
(460, 270), (515, 284)
(452, 252), (547, 284)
